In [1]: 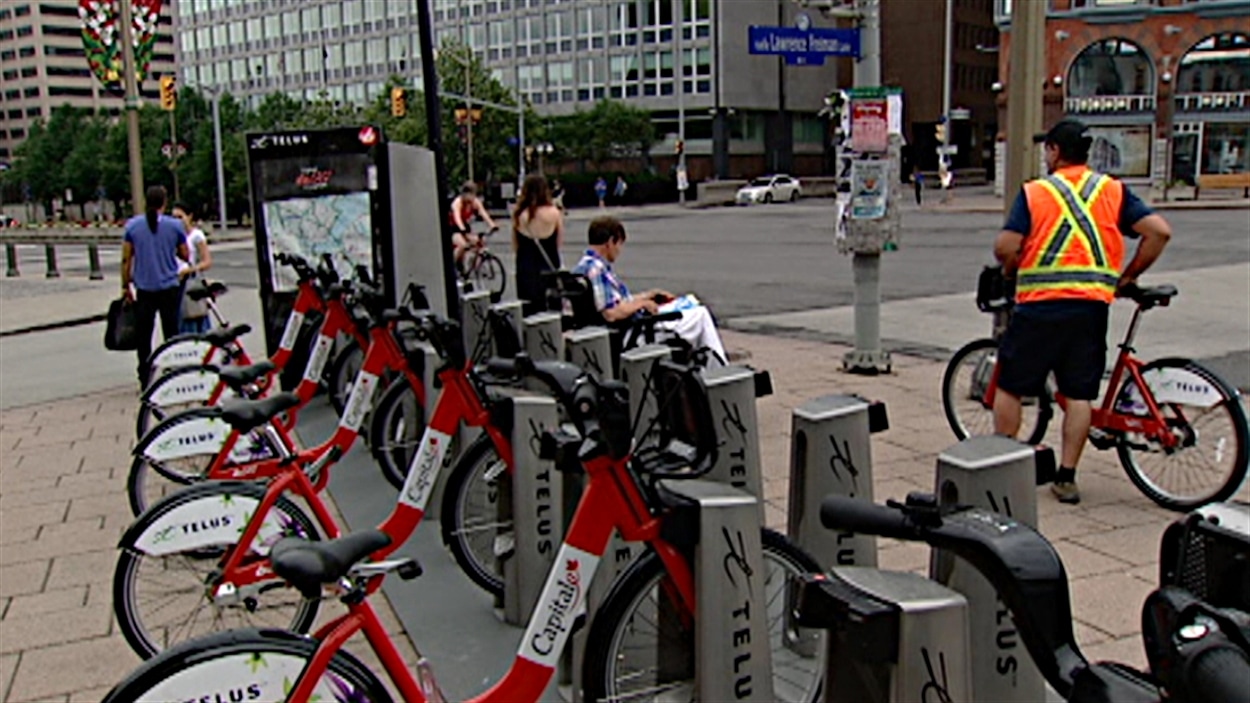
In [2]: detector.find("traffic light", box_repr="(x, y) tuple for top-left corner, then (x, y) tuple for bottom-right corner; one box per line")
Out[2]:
(391, 87), (407, 118)
(159, 75), (176, 111)
(674, 139), (684, 156)
(935, 120), (947, 144)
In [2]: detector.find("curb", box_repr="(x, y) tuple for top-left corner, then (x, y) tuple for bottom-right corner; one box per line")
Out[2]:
(0, 313), (107, 338)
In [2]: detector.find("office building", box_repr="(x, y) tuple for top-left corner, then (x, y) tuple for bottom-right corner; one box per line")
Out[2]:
(0, 0), (178, 160)
(174, 0), (852, 179)
(996, 0), (1249, 190)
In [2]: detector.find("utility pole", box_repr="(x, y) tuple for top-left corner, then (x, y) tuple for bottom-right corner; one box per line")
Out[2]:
(1004, 0), (1046, 216)
(843, 0), (893, 375)
(417, 0), (461, 321)
(210, 91), (228, 234)
(119, 0), (145, 214)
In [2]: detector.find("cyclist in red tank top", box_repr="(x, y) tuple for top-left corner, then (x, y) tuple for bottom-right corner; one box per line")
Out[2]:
(449, 181), (498, 267)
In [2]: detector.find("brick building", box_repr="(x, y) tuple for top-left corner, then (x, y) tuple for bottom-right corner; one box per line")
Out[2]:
(995, 0), (1249, 191)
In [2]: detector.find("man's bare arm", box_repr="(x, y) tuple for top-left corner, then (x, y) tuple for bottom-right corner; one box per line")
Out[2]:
(601, 297), (656, 322)
(120, 242), (134, 301)
(1120, 214), (1172, 286)
(994, 230), (1025, 276)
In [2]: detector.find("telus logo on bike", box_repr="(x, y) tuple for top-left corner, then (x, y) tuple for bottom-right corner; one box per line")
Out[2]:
(399, 429), (452, 510)
(176, 683), (262, 703)
(520, 545), (598, 668)
(151, 420), (229, 460)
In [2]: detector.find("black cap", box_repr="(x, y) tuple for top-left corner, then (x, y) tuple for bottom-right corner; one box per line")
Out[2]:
(1033, 118), (1091, 149)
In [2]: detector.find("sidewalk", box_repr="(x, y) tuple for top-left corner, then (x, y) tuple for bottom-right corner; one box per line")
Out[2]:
(4, 327), (1244, 700)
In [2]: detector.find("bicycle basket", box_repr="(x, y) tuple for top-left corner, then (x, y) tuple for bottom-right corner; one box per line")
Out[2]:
(976, 265), (1015, 313)
(1159, 504), (1250, 612)
(630, 358), (717, 478)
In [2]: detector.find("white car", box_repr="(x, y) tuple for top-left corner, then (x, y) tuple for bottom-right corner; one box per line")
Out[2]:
(736, 175), (802, 205)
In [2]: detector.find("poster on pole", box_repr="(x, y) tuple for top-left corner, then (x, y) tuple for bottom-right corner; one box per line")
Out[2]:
(850, 160), (889, 220)
(851, 99), (889, 153)
(676, 165), (689, 192)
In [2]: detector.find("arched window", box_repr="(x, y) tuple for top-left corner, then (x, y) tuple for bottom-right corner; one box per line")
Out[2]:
(1177, 33), (1250, 94)
(1066, 38), (1154, 97)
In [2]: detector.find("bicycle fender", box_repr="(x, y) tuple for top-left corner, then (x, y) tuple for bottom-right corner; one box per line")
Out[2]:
(119, 481), (292, 557)
(150, 338), (225, 376)
(141, 365), (230, 407)
(1133, 364), (1227, 409)
(134, 408), (233, 461)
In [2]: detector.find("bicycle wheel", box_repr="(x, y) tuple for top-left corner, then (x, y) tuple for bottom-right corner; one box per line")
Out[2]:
(942, 338), (1050, 445)
(102, 627), (393, 703)
(368, 376), (428, 490)
(127, 452), (215, 517)
(440, 434), (509, 596)
(1115, 359), (1249, 511)
(327, 337), (364, 416)
(582, 528), (826, 703)
(135, 366), (232, 439)
(470, 251), (508, 301)
(113, 491), (322, 659)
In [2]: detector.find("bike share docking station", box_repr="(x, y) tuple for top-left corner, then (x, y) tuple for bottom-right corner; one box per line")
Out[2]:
(788, 395), (890, 570)
(523, 311), (565, 362)
(930, 435), (1055, 703)
(496, 390), (563, 626)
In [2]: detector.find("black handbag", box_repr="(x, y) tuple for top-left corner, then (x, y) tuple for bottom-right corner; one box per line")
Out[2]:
(104, 297), (139, 351)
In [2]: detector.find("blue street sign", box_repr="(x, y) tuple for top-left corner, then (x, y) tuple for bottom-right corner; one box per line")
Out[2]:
(748, 25), (860, 66)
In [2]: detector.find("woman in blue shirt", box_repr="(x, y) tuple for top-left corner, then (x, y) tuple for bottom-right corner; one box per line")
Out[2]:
(121, 185), (189, 386)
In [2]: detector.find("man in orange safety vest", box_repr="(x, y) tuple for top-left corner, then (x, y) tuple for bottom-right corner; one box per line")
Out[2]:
(993, 119), (1172, 504)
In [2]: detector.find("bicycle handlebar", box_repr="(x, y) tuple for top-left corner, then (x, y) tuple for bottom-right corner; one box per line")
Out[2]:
(1182, 645), (1250, 702)
(820, 493), (1088, 698)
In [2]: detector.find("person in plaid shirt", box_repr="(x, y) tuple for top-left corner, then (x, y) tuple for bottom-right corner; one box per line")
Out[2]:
(572, 216), (727, 365)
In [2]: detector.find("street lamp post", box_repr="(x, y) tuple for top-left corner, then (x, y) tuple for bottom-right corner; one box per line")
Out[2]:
(209, 89), (229, 234)
(119, 0), (145, 214)
(940, 0), (953, 204)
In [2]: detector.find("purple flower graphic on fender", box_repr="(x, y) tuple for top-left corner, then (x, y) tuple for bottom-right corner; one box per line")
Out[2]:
(77, 0), (163, 96)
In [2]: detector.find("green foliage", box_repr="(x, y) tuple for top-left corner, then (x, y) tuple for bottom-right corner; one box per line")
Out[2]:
(545, 100), (655, 172)
(1, 57), (594, 220)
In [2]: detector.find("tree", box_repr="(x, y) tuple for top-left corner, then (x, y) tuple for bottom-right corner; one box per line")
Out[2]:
(545, 100), (655, 173)
(63, 114), (109, 219)
(436, 40), (523, 186)
(248, 92), (303, 131)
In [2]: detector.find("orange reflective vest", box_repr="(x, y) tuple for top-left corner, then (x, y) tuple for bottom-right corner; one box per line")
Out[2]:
(1017, 166), (1125, 304)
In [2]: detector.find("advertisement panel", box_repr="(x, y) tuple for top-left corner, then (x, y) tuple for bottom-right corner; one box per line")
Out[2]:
(1087, 125), (1152, 178)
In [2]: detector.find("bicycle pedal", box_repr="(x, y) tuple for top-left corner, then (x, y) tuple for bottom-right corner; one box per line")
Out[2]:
(1088, 429), (1118, 450)
(397, 558), (423, 581)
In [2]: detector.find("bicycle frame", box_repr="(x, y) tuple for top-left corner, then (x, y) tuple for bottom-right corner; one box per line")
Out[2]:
(203, 330), (484, 598)
(286, 431), (695, 702)
(980, 302), (1179, 449)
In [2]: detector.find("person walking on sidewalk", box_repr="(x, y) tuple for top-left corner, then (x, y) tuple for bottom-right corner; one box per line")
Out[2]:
(512, 173), (565, 317)
(992, 119), (1172, 504)
(173, 203), (214, 334)
(121, 185), (189, 386)
(613, 175), (629, 205)
(594, 176), (608, 208)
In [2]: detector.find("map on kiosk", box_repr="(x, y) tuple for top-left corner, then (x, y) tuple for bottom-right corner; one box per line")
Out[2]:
(263, 192), (373, 292)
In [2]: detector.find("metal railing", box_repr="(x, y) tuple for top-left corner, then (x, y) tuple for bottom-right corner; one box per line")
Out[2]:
(0, 230), (118, 280)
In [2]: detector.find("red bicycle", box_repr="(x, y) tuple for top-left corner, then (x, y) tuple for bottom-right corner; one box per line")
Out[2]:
(942, 282), (1248, 510)
(107, 334), (826, 703)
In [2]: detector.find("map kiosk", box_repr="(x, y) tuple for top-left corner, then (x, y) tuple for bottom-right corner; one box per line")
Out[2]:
(245, 126), (449, 366)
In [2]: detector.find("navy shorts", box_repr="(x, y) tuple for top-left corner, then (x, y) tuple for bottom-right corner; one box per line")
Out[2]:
(997, 301), (1109, 401)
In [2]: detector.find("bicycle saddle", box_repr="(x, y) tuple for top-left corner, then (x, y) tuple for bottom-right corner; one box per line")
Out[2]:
(1121, 284), (1178, 309)
(201, 324), (252, 347)
(483, 355), (584, 408)
(216, 361), (275, 392)
(217, 392), (300, 432)
(186, 280), (228, 301)
(270, 530), (393, 600)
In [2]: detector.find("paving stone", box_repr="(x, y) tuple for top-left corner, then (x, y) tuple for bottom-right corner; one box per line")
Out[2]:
(1082, 635), (1149, 672)
(35, 516), (104, 542)
(0, 525), (39, 548)
(0, 561), (47, 598)
(2, 586), (87, 621)
(0, 606), (111, 655)
(64, 493), (133, 524)
(876, 539), (930, 575)
(0, 502), (69, 533)
(1079, 501), (1172, 529)
(52, 469), (117, 493)
(1069, 572), (1156, 639)
(5, 636), (139, 702)
(1052, 538), (1133, 579)
(1071, 521), (1170, 567)
(44, 551), (117, 590)
(0, 652), (16, 702)
(1, 521), (115, 566)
